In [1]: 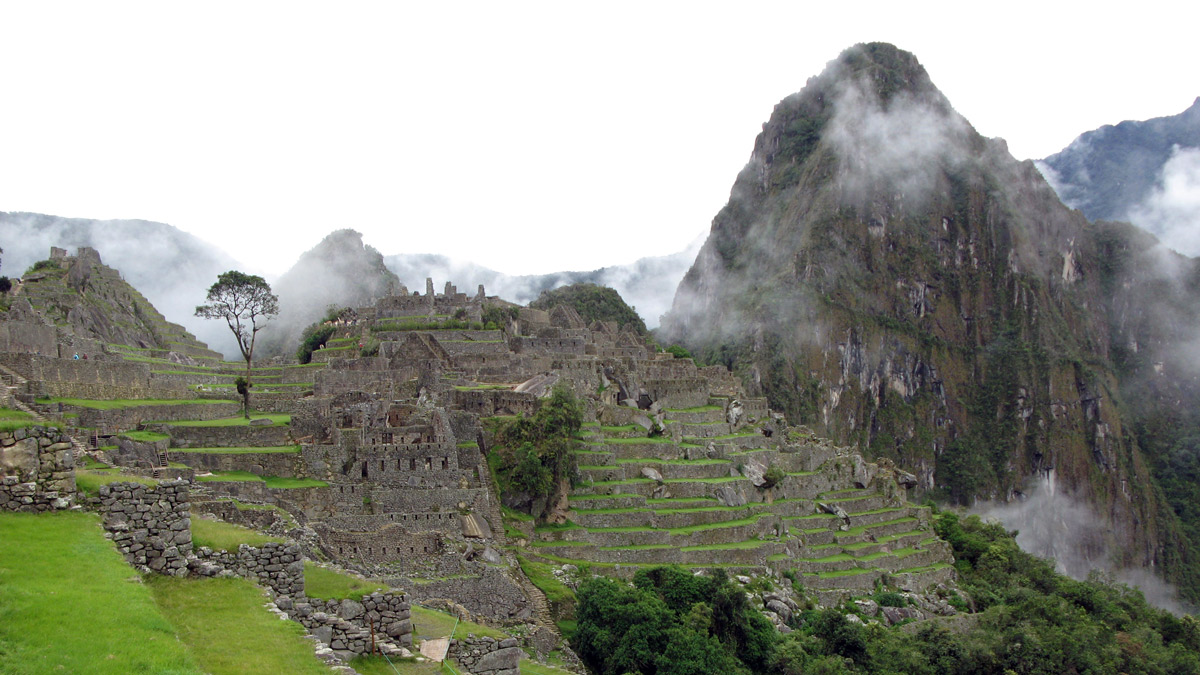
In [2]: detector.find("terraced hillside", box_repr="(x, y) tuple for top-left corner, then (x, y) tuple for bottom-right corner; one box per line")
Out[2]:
(525, 398), (954, 606)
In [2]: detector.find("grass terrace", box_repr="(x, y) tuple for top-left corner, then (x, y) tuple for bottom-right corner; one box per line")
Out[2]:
(171, 445), (301, 454)
(161, 413), (291, 427)
(147, 575), (332, 674)
(0, 511), (203, 674)
(0, 407), (40, 432)
(303, 562), (386, 601)
(120, 430), (171, 442)
(34, 397), (236, 409)
(194, 471), (327, 488)
(192, 517), (286, 550)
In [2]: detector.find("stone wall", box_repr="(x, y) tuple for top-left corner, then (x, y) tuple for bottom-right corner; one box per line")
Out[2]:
(290, 592), (414, 661)
(190, 541), (305, 596)
(160, 423), (293, 448)
(64, 401), (241, 430)
(98, 480), (192, 575)
(169, 449), (303, 477)
(0, 426), (75, 511)
(0, 353), (186, 400)
(450, 636), (522, 675)
(405, 566), (532, 622)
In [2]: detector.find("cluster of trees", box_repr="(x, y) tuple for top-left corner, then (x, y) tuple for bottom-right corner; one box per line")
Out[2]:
(530, 283), (648, 334)
(487, 385), (581, 520)
(572, 514), (1200, 674)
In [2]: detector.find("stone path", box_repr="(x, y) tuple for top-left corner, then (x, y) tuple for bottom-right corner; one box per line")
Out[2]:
(419, 637), (449, 662)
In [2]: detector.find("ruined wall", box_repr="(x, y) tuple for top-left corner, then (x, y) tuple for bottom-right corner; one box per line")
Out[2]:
(98, 480), (192, 575)
(451, 636), (523, 675)
(169, 449), (303, 477)
(190, 541), (305, 597)
(452, 390), (538, 417)
(64, 401), (241, 430)
(406, 566), (532, 623)
(289, 591), (414, 658)
(0, 319), (58, 355)
(0, 426), (75, 511)
(161, 423), (292, 448)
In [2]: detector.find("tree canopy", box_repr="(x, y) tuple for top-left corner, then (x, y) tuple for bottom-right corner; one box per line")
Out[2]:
(196, 270), (278, 417)
(529, 283), (648, 334)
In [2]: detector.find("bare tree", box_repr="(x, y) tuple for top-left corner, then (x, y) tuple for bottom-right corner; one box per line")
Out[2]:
(195, 270), (279, 418)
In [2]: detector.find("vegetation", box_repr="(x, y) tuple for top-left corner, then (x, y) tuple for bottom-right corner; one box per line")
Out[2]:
(303, 562), (385, 601)
(0, 407), (39, 432)
(488, 385), (582, 520)
(191, 517), (286, 550)
(195, 270), (280, 418)
(147, 575), (331, 674)
(296, 306), (347, 364)
(529, 283), (648, 334)
(162, 413), (290, 427)
(0, 511), (202, 674)
(573, 566), (773, 675)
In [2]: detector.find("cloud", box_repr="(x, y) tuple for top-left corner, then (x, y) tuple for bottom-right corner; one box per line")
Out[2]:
(974, 473), (1188, 614)
(1126, 145), (1200, 256)
(825, 78), (971, 210)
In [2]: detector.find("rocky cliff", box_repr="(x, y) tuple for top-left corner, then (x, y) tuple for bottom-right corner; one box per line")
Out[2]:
(659, 43), (1200, 597)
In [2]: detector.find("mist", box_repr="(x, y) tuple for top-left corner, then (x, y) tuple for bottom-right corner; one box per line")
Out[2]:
(1126, 145), (1200, 256)
(974, 474), (1188, 614)
(385, 235), (705, 329)
(826, 76), (971, 210)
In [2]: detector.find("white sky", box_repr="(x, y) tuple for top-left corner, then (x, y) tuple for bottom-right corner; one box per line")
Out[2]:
(2, 1), (1197, 277)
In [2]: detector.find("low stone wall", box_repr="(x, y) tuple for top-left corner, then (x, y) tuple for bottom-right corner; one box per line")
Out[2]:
(68, 401), (240, 430)
(99, 480), (192, 575)
(191, 541), (305, 597)
(0, 426), (75, 511)
(160, 423), (293, 448)
(169, 449), (302, 477)
(450, 636), (522, 675)
(289, 592), (414, 660)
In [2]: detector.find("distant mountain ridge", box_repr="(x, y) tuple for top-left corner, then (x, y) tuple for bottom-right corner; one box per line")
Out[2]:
(1038, 98), (1200, 254)
(0, 211), (243, 356)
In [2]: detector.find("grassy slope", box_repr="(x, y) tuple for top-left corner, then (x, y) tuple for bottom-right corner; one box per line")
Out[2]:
(147, 576), (331, 675)
(191, 518), (286, 550)
(0, 511), (201, 675)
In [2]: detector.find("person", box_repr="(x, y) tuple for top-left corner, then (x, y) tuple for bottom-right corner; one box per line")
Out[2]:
(73, 353), (79, 360)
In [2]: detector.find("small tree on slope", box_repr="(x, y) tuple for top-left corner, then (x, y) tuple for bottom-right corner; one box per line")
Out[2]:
(195, 271), (279, 418)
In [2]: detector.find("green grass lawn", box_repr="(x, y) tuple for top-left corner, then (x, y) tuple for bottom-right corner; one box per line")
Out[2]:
(161, 413), (291, 427)
(120, 430), (171, 442)
(75, 468), (160, 496)
(146, 575), (331, 675)
(191, 517), (286, 550)
(171, 445), (301, 454)
(194, 471), (327, 488)
(409, 605), (508, 640)
(34, 397), (237, 409)
(0, 407), (40, 432)
(350, 655), (447, 674)
(304, 562), (387, 601)
(516, 555), (576, 605)
(0, 511), (202, 674)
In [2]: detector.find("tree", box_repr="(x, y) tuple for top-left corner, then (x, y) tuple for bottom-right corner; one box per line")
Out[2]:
(195, 271), (279, 418)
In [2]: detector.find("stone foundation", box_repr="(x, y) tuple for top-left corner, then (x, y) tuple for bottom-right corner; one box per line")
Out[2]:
(450, 636), (522, 675)
(0, 426), (75, 511)
(99, 480), (192, 574)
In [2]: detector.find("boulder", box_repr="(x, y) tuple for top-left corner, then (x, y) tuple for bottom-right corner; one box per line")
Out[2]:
(714, 485), (746, 507)
(641, 467), (664, 482)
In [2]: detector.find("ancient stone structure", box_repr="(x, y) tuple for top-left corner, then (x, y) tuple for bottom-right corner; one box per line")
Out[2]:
(0, 426), (75, 511)
(98, 480), (193, 575)
(191, 541), (305, 597)
(451, 636), (523, 675)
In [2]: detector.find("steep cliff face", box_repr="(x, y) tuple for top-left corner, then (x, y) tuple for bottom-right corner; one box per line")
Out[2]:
(660, 43), (1193, 588)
